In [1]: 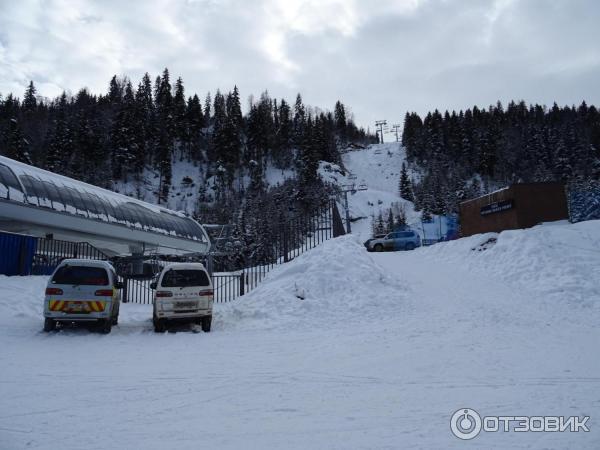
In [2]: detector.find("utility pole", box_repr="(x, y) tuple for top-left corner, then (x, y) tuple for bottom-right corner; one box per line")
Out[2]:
(375, 120), (387, 144)
(340, 183), (368, 233)
(391, 124), (401, 142)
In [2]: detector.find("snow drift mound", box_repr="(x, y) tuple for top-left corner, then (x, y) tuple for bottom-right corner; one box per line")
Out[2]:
(419, 220), (600, 309)
(0, 275), (48, 324)
(215, 235), (410, 331)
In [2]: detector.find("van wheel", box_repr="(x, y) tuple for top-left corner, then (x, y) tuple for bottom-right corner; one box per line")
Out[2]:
(153, 317), (166, 333)
(406, 243), (415, 251)
(100, 319), (112, 334)
(374, 244), (384, 252)
(201, 316), (212, 333)
(43, 318), (56, 332)
(112, 304), (119, 325)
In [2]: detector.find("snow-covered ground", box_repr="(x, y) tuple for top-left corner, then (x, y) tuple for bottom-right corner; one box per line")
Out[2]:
(1, 219), (599, 449)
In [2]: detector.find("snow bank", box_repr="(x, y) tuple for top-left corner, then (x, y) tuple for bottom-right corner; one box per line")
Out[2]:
(216, 235), (409, 331)
(417, 220), (600, 310)
(0, 275), (48, 323)
(1, 221), (599, 449)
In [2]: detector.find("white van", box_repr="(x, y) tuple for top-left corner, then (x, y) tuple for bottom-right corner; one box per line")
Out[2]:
(44, 259), (123, 333)
(150, 263), (214, 333)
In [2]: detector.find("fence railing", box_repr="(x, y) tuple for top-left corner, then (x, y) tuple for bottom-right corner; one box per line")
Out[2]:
(120, 277), (154, 305)
(32, 237), (109, 275)
(204, 200), (341, 303)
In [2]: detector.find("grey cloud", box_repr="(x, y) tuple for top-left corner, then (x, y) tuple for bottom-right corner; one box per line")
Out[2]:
(0, 0), (598, 130)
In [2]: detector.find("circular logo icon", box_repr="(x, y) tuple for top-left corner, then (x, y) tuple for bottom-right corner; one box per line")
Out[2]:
(450, 408), (482, 440)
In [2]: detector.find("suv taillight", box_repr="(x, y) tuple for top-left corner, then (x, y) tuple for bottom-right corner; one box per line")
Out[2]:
(45, 288), (63, 296)
(95, 289), (113, 296)
(156, 291), (173, 298)
(199, 289), (214, 296)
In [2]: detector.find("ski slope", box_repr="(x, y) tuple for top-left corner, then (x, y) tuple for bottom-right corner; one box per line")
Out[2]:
(1, 220), (599, 449)
(320, 143), (424, 240)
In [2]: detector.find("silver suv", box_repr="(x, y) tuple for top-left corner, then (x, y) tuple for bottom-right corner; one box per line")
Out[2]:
(366, 230), (421, 252)
(150, 263), (214, 333)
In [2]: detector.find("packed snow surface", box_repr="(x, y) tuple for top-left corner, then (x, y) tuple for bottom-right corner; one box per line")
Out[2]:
(1, 220), (599, 449)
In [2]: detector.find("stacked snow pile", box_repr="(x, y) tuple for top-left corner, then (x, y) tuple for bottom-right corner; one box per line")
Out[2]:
(419, 220), (600, 309)
(215, 235), (409, 331)
(0, 275), (48, 324)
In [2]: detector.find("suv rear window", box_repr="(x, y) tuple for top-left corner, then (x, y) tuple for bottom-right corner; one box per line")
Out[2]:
(161, 269), (210, 288)
(52, 266), (109, 286)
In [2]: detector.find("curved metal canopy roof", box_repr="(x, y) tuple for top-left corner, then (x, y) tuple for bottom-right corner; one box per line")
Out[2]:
(0, 155), (210, 256)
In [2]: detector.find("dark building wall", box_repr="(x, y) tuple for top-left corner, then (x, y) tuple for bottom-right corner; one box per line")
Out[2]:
(459, 188), (519, 237)
(459, 182), (568, 237)
(513, 183), (568, 229)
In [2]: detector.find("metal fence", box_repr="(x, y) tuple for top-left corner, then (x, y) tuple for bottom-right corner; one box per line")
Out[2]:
(204, 200), (340, 303)
(120, 277), (154, 304)
(32, 237), (109, 275)
(567, 180), (600, 223)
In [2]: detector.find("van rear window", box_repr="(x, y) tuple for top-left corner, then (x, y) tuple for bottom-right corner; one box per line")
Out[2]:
(161, 269), (210, 288)
(52, 266), (109, 286)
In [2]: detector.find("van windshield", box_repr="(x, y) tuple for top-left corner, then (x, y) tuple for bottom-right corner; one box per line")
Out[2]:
(52, 266), (109, 286)
(161, 269), (210, 288)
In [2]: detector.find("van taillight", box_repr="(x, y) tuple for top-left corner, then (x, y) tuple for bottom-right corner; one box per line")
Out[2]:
(156, 291), (173, 298)
(45, 288), (63, 296)
(95, 289), (113, 296)
(200, 289), (214, 296)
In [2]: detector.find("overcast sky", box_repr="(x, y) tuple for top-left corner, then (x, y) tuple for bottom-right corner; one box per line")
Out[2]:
(1, 0), (599, 131)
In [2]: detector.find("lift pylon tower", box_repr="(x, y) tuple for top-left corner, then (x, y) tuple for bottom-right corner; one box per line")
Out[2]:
(340, 183), (368, 233)
(391, 124), (401, 142)
(375, 120), (387, 144)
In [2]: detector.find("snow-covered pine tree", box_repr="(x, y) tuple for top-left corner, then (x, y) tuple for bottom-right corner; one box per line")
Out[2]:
(399, 162), (413, 201)
(173, 77), (188, 152)
(23, 81), (37, 112)
(386, 209), (395, 233)
(45, 92), (72, 174)
(111, 80), (137, 181)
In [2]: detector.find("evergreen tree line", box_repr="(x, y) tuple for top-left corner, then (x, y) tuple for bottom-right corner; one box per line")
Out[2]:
(401, 101), (600, 216)
(0, 70), (375, 223)
(371, 202), (408, 236)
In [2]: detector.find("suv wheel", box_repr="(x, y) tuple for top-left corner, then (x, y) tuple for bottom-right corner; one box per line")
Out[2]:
(43, 318), (56, 332)
(99, 319), (112, 334)
(405, 242), (415, 251)
(201, 315), (212, 333)
(374, 244), (384, 252)
(153, 316), (166, 333)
